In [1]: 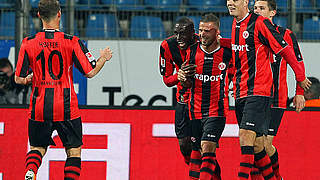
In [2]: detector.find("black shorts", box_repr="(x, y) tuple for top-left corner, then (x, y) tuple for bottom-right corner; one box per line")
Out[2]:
(28, 117), (83, 148)
(190, 117), (226, 148)
(175, 102), (191, 139)
(268, 108), (285, 136)
(235, 96), (271, 136)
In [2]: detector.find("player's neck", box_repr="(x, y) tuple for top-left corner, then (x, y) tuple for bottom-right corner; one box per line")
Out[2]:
(201, 42), (219, 54)
(236, 9), (249, 22)
(42, 21), (60, 31)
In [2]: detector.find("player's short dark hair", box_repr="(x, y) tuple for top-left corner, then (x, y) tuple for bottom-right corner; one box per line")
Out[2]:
(175, 17), (195, 31)
(255, 0), (277, 11)
(0, 58), (13, 70)
(38, 0), (60, 22)
(200, 13), (220, 28)
(308, 83), (320, 99)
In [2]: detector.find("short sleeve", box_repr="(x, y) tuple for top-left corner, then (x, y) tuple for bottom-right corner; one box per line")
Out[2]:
(72, 38), (96, 75)
(15, 38), (30, 77)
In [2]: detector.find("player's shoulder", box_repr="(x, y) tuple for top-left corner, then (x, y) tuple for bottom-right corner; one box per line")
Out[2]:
(59, 31), (79, 41)
(161, 35), (177, 49)
(163, 35), (176, 44)
(22, 32), (40, 43)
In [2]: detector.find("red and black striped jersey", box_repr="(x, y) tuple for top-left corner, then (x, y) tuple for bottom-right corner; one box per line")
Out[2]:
(231, 12), (288, 99)
(15, 29), (96, 122)
(159, 34), (199, 103)
(271, 26), (304, 108)
(186, 42), (233, 120)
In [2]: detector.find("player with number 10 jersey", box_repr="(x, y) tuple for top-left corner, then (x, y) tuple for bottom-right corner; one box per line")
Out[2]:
(15, 30), (95, 122)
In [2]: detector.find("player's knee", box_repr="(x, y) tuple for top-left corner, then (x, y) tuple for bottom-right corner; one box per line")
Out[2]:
(239, 129), (256, 146)
(178, 137), (192, 156)
(201, 141), (216, 153)
(30, 146), (47, 157)
(254, 136), (265, 153)
(66, 146), (82, 158)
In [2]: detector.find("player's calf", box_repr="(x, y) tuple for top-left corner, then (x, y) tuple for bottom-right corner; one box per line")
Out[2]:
(25, 150), (43, 180)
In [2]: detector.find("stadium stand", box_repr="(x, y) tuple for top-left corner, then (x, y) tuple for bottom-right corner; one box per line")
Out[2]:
(273, 16), (288, 28)
(130, 16), (166, 39)
(187, 0), (227, 12)
(303, 17), (320, 40)
(85, 13), (120, 38)
(144, 0), (182, 11)
(220, 16), (233, 38)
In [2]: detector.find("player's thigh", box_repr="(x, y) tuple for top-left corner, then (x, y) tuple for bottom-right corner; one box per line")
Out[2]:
(201, 117), (226, 143)
(28, 119), (55, 147)
(241, 96), (271, 136)
(235, 98), (246, 126)
(54, 117), (83, 148)
(268, 108), (285, 136)
(175, 102), (191, 139)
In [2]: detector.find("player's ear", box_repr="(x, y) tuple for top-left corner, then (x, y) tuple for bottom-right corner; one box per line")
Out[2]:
(37, 12), (41, 19)
(57, 10), (61, 18)
(244, 0), (249, 6)
(270, 10), (276, 18)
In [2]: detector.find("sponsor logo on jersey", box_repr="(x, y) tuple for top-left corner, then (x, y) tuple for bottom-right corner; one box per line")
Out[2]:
(243, 31), (249, 39)
(194, 73), (224, 83)
(218, 62), (226, 71)
(232, 44), (250, 52)
(85, 52), (95, 62)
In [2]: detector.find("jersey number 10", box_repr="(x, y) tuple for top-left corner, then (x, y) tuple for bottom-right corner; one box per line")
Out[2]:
(36, 50), (64, 80)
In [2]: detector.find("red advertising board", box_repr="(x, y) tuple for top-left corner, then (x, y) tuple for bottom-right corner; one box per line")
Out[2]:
(0, 108), (319, 179)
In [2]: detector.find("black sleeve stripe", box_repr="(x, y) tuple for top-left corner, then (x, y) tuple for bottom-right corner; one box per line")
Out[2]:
(159, 45), (166, 76)
(258, 32), (270, 48)
(277, 26), (286, 37)
(64, 33), (73, 40)
(167, 38), (183, 67)
(263, 19), (287, 48)
(27, 35), (36, 40)
(289, 32), (303, 62)
(20, 50), (30, 77)
(72, 51), (86, 75)
(78, 39), (89, 54)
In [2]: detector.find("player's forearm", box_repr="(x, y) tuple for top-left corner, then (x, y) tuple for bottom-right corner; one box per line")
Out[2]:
(14, 75), (29, 85)
(295, 82), (304, 95)
(279, 46), (306, 82)
(163, 74), (179, 87)
(85, 57), (107, 78)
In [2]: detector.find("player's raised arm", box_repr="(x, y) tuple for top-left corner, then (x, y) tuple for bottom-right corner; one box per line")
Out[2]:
(85, 47), (112, 78)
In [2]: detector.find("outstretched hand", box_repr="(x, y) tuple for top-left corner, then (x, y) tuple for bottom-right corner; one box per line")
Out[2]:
(100, 46), (113, 62)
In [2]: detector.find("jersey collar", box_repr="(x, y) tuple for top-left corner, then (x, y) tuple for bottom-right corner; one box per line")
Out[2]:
(236, 11), (250, 23)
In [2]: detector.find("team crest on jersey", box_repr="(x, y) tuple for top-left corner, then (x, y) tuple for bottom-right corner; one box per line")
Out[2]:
(243, 31), (249, 39)
(85, 52), (95, 62)
(218, 62), (226, 70)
